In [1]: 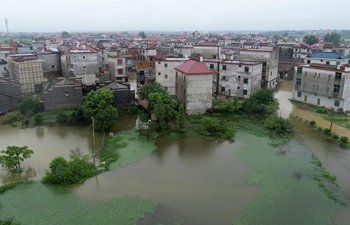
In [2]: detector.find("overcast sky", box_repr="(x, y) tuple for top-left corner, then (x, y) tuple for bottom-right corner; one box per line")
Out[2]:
(2, 0), (350, 33)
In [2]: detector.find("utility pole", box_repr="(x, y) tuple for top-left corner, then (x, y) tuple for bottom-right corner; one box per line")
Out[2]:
(329, 108), (335, 133)
(91, 116), (95, 156)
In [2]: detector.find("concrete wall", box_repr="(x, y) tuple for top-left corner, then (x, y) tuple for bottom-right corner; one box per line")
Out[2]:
(193, 46), (221, 59)
(38, 53), (61, 75)
(304, 58), (348, 66)
(176, 72), (212, 114)
(113, 89), (135, 109)
(0, 80), (20, 111)
(66, 52), (98, 76)
(43, 85), (82, 111)
(219, 62), (262, 98)
(156, 59), (186, 96)
(293, 65), (350, 111)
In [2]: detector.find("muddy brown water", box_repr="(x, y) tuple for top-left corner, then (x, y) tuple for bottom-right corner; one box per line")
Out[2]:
(0, 81), (350, 224)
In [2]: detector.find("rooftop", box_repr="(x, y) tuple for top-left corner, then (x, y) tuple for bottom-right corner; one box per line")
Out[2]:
(309, 52), (347, 59)
(175, 60), (215, 75)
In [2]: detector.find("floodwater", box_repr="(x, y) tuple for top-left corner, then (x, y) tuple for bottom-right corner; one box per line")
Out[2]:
(1, 80), (350, 224)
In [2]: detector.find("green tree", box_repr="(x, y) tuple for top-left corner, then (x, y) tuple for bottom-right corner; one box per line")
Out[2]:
(60, 31), (70, 38)
(149, 92), (178, 131)
(17, 97), (43, 117)
(242, 89), (276, 114)
(177, 105), (186, 132)
(303, 35), (319, 45)
(42, 155), (96, 185)
(0, 146), (34, 171)
(33, 113), (43, 125)
(138, 31), (146, 38)
(324, 32), (341, 46)
(138, 82), (168, 100)
(81, 88), (118, 132)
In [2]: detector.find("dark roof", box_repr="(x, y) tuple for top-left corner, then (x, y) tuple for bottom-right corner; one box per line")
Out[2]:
(0, 59), (7, 65)
(310, 52), (348, 59)
(104, 82), (129, 90)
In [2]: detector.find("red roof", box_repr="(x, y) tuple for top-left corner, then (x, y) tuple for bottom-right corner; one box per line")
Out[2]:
(143, 36), (159, 41)
(0, 44), (9, 47)
(175, 60), (215, 75)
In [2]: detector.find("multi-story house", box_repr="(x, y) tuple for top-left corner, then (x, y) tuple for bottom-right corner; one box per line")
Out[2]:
(219, 60), (263, 98)
(7, 54), (47, 94)
(293, 43), (311, 59)
(155, 58), (187, 96)
(37, 49), (62, 77)
(239, 49), (279, 88)
(293, 64), (350, 111)
(175, 60), (215, 114)
(60, 45), (99, 85)
(304, 52), (348, 66)
(193, 43), (221, 60)
(136, 61), (155, 86)
(109, 55), (134, 82)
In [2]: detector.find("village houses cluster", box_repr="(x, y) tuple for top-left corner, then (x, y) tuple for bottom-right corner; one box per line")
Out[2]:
(0, 31), (350, 115)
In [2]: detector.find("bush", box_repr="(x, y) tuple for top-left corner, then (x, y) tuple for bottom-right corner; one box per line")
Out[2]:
(34, 113), (43, 125)
(17, 97), (43, 117)
(128, 106), (139, 115)
(140, 113), (149, 123)
(216, 101), (235, 114)
(332, 134), (339, 140)
(264, 115), (294, 137)
(2, 111), (24, 124)
(340, 136), (349, 143)
(56, 111), (69, 125)
(323, 128), (331, 136)
(316, 108), (328, 114)
(200, 117), (236, 140)
(317, 127), (323, 132)
(309, 121), (316, 127)
(42, 155), (96, 185)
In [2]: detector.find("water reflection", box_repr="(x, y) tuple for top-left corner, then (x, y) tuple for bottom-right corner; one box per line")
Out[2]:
(0, 167), (37, 184)
(35, 127), (45, 138)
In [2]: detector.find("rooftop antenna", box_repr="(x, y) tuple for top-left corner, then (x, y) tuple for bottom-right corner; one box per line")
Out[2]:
(4, 19), (9, 37)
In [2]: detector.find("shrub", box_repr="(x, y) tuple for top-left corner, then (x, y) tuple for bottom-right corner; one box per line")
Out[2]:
(56, 111), (69, 125)
(323, 128), (331, 136)
(264, 115), (294, 137)
(332, 134), (339, 140)
(200, 117), (236, 140)
(140, 113), (149, 123)
(317, 127), (323, 132)
(34, 113), (43, 125)
(216, 101), (235, 114)
(309, 121), (316, 127)
(128, 106), (139, 115)
(316, 108), (328, 114)
(42, 155), (96, 185)
(17, 97), (43, 117)
(2, 111), (24, 124)
(340, 136), (349, 143)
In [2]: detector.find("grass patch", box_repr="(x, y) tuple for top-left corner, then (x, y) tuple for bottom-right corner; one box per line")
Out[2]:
(0, 182), (157, 225)
(101, 130), (157, 170)
(40, 110), (75, 126)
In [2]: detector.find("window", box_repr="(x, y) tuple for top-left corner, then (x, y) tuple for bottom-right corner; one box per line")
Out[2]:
(51, 65), (55, 69)
(297, 92), (301, 97)
(335, 72), (342, 80)
(245, 67), (249, 73)
(158, 72), (161, 76)
(222, 76), (226, 81)
(83, 66), (86, 69)
(118, 69), (123, 74)
(243, 78), (248, 84)
(176, 72), (178, 77)
(326, 61), (330, 65)
(307, 60), (311, 64)
(333, 84), (340, 93)
(165, 63), (168, 67)
(239, 64), (241, 67)
(164, 74), (168, 79)
(270, 72), (272, 76)
(165, 87), (168, 91)
(221, 87), (225, 92)
(335, 100), (340, 107)
(321, 60), (323, 62)
(118, 59), (123, 65)
(210, 64), (214, 69)
(213, 55), (217, 59)
(243, 90), (248, 95)
(83, 56), (85, 59)
(158, 61), (161, 64)
(65, 92), (69, 97)
(222, 65), (227, 70)
(297, 67), (303, 73)
(263, 62), (267, 66)
(296, 78), (301, 85)
(238, 86), (240, 89)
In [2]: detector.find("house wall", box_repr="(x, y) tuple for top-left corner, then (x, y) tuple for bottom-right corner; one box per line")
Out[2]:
(0, 80), (20, 111)
(293, 65), (350, 111)
(43, 85), (82, 111)
(193, 46), (221, 59)
(113, 89), (135, 109)
(304, 57), (348, 66)
(239, 49), (279, 88)
(219, 62), (262, 98)
(38, 53), (61, 75)
(156, 59), (186, 96)
(176, 72), (212, 114)
(8, 60), (47, 94)
(66, 52), (98, 76)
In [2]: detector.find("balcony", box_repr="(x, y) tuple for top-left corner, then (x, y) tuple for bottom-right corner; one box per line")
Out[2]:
(332, 92), (339, 98)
